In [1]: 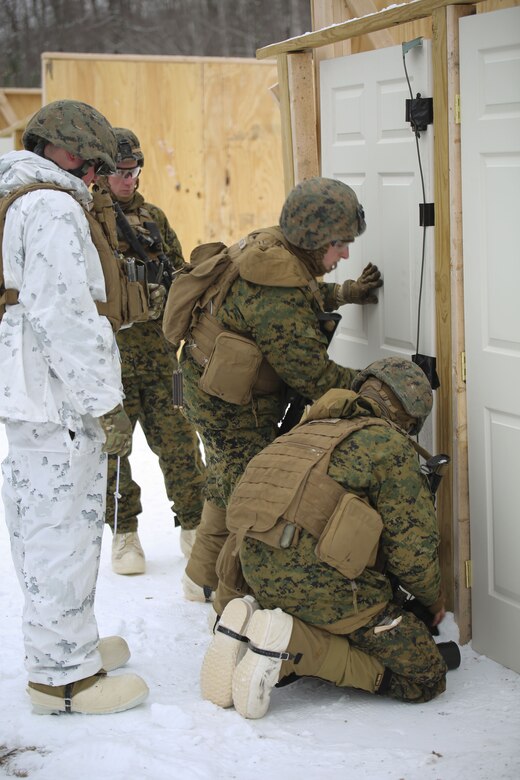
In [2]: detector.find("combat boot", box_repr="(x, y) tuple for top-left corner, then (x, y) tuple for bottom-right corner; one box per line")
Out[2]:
(200, 595), (259, 707)
(112, 531), (146, 575)
(28, 671), (149, 715)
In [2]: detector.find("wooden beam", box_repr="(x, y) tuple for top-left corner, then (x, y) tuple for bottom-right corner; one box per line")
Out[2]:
(432, 5), (454, 612)
(347, 0), (397, 48)
(0, 91), (18, 126)
(276, 54), (295, 193)
(287, 52), (319, 183)
(257, 0), (481, 58)
(447, 3), (475, 645)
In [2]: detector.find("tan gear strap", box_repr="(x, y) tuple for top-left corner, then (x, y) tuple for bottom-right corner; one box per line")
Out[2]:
(0, 182), (146, 331)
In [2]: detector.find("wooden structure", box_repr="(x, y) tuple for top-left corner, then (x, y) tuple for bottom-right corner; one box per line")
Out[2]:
(0, 88), (42, 149)
(257, 0), (520, 643)
(42, 53), (285, 254)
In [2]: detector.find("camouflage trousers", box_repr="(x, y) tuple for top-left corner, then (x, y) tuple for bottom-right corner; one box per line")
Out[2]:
(344, 604), (446, 702)
(180, 355), (283, 589)
(276, 605), (447, 703)
(106, 321), (206, 533)
(184, 421), (277, 590)
(241, 536), (446, 702)
(2, 420), (107, 685)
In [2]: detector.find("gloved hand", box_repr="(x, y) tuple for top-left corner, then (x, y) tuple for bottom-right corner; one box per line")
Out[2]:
(340, 263), (383, 304)
(99, 405), (133, 456)
(147, 283), (167, 320)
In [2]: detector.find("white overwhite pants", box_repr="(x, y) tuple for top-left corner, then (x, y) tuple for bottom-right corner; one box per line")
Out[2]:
(2, 420), (107, 685)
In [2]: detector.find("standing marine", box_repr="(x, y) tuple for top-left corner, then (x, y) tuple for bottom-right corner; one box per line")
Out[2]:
(0, 100), (148, 714)
(163, 176), (383, 603)
(105, 128), (206, 575)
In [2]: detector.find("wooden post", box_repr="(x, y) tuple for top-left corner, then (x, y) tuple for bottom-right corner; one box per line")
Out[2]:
(432, 5), (454, 611)
(287, 52), (320, 182)
(276, 53), (295, 193)
(447, 3), (475, 644)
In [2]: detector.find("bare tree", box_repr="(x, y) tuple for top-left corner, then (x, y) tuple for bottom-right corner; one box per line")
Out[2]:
(0, 0), (311, 87)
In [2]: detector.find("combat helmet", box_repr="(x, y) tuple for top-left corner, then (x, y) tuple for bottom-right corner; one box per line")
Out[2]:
(279, 177), (366, 250)
(113, 128), (144, 167)
(352, 356), (433, 435)
(23, 99), (117, 176)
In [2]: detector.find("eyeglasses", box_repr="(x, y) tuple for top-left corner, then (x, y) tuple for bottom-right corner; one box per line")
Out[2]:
(111, 166), (142, 180)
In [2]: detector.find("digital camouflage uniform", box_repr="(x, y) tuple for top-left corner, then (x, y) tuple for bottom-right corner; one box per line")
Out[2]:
(238, 392), (446, 703)
(179, 227), (359, 592)
(106, 191), (205, 534)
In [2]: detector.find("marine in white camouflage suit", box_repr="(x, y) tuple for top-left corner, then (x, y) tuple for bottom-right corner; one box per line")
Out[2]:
(0, 100), (148, 715)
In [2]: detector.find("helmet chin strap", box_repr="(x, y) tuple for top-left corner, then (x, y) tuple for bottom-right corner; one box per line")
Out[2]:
(358, 378), (416, 434)
(33, 140), (83, 177)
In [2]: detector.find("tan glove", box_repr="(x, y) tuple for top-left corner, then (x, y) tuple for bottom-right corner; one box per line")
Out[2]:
(147, 283), (167, 320)
(99, 405), (133, 456)
(339, 263), (383, 305)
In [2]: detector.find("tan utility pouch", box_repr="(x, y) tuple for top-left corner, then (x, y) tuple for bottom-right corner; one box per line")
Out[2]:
(198, 330), (263, 405)
(315, 493), (383, 579)
(124, 279), (149, 323)
(121, 258), (149, 324)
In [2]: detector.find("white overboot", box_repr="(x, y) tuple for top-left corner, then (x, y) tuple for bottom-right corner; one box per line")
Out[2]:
(180, 528), (197, 559)
(28, 672), (149, 715)
(232, 608), (293, 719)
(200, 595), (259, 708)
(98, 636), (130, 671)
(182, 571), (214, 602)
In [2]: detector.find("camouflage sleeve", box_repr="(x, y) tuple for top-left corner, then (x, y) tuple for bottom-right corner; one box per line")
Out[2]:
(372, 436), (442, 609)
(318, 281), (340, 311)
(233, 282), (359, 399)
(144, 202), (185, 271)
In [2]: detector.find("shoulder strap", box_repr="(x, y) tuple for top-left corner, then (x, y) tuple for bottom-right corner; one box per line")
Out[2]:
(0, 183), (75, 317)
(236, 227), (326, 311)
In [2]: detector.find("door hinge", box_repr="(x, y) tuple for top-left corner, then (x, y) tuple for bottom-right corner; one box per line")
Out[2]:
(455, 94), (461, 124)
(461, 351), (467, 383)
(464, 559), (472, 588)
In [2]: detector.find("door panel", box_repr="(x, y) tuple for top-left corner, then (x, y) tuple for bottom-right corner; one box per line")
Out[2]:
(320, 42), (435, 451)
(460, 5), (520, 673)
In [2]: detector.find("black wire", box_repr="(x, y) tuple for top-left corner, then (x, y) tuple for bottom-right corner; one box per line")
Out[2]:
(402, 51), (429, 356)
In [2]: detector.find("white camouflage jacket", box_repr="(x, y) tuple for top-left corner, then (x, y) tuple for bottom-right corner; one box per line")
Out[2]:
(0, 150), (123, 430)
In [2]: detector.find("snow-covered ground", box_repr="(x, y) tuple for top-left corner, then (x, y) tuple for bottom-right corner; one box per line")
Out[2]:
(1, 422), (519, 780)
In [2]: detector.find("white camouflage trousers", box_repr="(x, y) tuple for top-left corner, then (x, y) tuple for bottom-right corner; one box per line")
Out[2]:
(2, 420), (107, 685)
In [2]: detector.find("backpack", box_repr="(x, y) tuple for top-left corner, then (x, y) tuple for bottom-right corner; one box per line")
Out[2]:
(162, 241), (233, 347)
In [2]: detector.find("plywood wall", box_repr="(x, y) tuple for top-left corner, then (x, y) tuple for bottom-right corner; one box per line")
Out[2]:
(42, 53), (284, 258)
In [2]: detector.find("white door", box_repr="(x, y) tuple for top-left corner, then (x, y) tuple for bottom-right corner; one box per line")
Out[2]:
(460, 5), (520, 674)
(320, 42), (436, 451)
